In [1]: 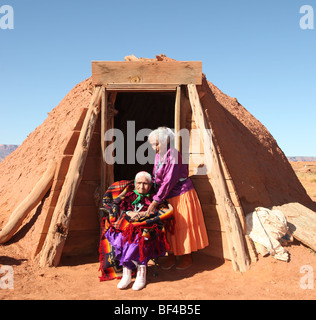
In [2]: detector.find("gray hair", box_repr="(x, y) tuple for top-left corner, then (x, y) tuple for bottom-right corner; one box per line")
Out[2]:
(135, 171), (152, 184)
(148, 127), (175, 145)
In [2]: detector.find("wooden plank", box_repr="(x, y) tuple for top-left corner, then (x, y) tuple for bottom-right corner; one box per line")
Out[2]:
(105, 92), (117, 188)
(225, 179), (236, 193)
(32, 206), (56, 258)
(62, 230), (99, 256)
(215, 146), (247, 232)
(63, 131), (80, 155)
(202, 204), (223, 231)
(54, 155), (72, 181)
(180, 86), (192, 155)
(49, 189), (61, 207)
(202, 230), (230, 260)
(174, 86), (181, 152)
(272, 202), (316, 251)
(229, 192), (240, 208)
(83, 132), (101, 157)
(39, 86), (102, 267)
(73, 108), (88, 131)
(100, 87), (107, 206)
(69, 206), (99, 231)
(82, 157), (101, 181)
(188, 84), (250, 272)
(73, 180), (100, 206)
(188, 154), (207, 176)
(190, 128), (205, 154)
(196, 190), (216, 205)
(187, 86), (213, 175)
(92, 61), (202, 86)
(105, 83), (178, 91)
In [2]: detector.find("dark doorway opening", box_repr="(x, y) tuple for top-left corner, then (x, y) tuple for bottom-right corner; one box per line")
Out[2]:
(114, 92), (175, 181)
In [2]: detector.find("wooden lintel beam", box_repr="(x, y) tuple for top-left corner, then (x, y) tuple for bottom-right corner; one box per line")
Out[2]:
(92, 61), (202, 86)
(104, 83), (178, 92)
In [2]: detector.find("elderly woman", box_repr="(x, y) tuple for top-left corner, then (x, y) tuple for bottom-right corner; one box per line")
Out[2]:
(105, 171), (168, 291)
(147, 127), (209, 270)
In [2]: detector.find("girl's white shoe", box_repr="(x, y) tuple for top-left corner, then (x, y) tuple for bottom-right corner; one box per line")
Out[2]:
(132, 265), (147, 291)
(117, 267), (132, 289)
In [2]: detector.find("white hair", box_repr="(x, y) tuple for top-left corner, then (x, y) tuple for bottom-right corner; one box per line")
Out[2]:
(148, 127), (175, 145)
(135, 171), (152, 184)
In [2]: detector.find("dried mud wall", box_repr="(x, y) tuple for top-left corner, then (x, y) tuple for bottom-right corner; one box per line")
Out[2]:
(198, 76), (314, 214)
(0, 78), (93, 255)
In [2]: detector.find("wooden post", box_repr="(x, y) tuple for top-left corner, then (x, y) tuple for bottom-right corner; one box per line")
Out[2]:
(38, 86), (102, 267)
(105, 92), (117, 188)
(187, 84), (250, 272)
(174, 86), (181, 152)
(100, 87), (107, 205)
(0, 160), (56, 244)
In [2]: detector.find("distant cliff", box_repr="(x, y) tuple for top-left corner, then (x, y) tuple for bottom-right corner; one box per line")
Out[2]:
(0, 144), (19, 162)
(288, 157), (316, 162)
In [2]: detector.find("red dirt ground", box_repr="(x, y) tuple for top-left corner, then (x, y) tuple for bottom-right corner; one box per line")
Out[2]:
(1, 238), (316, 300)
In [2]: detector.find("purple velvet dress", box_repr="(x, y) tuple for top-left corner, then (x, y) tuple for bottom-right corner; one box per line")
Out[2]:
(152, 147), (194, 202)
(152, 147), (209, 255)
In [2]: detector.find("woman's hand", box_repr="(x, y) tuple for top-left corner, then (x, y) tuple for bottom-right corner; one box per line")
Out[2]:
(127, 211), (147, 221)
(147, 201), (158, 214)
(127, 211), (139, 220)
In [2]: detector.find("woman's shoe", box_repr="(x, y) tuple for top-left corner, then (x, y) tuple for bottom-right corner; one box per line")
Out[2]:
(161, 253), (176, 270)
(176, 254), (192, 270)
(117, 267), (132, 289)
(132, 265), (146, 291)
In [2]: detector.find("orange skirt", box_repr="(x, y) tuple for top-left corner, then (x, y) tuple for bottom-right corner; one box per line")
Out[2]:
(166, 188), (209, 256)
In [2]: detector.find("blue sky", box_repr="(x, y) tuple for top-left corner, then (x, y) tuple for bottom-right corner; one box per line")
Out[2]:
(0, 0), (315, 156)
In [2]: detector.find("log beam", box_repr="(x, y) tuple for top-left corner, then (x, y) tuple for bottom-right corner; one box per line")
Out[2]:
(187, 84), (250, 272)
(0, 160), (57, 244)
